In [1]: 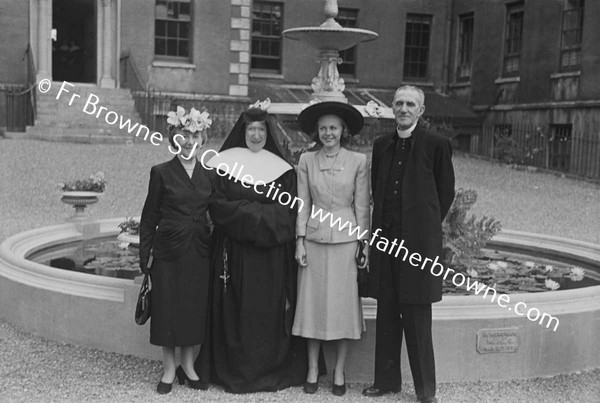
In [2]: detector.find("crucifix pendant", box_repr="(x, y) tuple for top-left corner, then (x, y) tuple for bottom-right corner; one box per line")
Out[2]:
(220, 272), (230, 290)
(221, 241), (230, 291)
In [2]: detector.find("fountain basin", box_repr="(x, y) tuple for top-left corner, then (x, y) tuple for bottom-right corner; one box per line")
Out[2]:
(283, 27), (378, 50)
(0, 220), (598, 382)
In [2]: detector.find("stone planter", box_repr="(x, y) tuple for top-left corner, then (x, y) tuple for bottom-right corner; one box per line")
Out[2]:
(61, 191), (102, 221)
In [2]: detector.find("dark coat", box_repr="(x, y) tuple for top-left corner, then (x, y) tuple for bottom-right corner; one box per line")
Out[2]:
(139, 157), (213, 269)
(138, 156), (214, 346)
(367, 127), (455, 303)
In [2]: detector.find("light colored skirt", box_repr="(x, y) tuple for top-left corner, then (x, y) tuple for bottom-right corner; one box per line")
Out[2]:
(292, 240), (365, 340)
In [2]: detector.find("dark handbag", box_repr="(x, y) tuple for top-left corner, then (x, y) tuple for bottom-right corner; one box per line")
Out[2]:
(135, 260), (152, 325)
(356, 241), (369, 298)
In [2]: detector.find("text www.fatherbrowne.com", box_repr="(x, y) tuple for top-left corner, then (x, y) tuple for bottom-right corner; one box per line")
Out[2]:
(41, 80), (559, 332)
(308, 205), (560, 332)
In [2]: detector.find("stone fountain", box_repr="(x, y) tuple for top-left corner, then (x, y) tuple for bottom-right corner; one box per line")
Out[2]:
(267, 0), (392, 119)
(282, 0), (378, 103)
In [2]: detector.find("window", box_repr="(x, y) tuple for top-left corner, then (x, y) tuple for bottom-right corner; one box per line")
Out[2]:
(549, 124), (572, 171)
(251, 1), (283, 72)
(560, 0), (584, 71)
(403, 14), (432, 80)
(337, 8), (358, 76)
(155, 0), (191, 59)
(456, 13), (474, 82)
(503, 2), (524, 77)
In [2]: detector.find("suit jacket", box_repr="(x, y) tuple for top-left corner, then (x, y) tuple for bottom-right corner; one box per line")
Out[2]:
(296, 147), (370, 244)
(139, 157), (213, 271)
(368, 127), (455, 303)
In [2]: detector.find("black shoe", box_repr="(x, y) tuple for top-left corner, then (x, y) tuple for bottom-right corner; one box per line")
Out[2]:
(332, 371), (346, 396)
(156, 380), (172, 394)
(176, 366), (208, 390)
(362, 385), (401, 397)
(303, 381), (318, 394)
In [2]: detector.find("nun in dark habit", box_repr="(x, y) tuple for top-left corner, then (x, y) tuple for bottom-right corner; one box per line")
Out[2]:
(195, 107), (307, 393)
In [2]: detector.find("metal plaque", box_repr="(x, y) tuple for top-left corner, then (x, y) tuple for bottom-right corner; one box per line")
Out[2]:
(476, 327), (519, 354)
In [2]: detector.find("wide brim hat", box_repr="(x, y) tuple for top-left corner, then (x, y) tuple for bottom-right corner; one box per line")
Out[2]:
(298, 101), (364, 135)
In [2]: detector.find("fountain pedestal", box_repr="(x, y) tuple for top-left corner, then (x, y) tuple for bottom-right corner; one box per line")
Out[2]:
(283, 0), (378, 103)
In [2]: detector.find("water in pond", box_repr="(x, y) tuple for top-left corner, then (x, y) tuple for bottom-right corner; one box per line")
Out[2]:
(27, 237), (599, 291)
(27, 237), (141, 280)
(442, 249), (599, 295)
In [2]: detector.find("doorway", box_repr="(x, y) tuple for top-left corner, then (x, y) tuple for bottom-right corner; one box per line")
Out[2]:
(52, 0), (96, 83)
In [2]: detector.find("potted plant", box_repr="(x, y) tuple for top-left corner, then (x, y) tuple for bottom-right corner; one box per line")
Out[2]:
(58, 171), (106, 220)
(117, 217), (140, 247)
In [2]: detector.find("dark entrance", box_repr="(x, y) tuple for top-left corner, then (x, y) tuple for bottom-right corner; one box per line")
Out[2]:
(52, 0), (96, 83)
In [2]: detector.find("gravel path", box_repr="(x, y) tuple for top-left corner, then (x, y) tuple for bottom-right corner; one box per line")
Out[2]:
(1, 316), (598, 402)
(1, 138), (599, 402)
(452, 154), (600, 244)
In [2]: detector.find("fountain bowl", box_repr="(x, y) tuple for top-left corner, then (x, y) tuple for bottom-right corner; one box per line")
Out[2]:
(283, 27), (378, 51)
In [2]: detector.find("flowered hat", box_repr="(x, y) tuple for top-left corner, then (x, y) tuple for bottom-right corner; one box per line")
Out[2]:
(167, 106), (212, 133)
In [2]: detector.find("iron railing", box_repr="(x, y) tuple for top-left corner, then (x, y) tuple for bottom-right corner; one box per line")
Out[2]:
(119, 51), (146, 92)
(1, 44), (36, 132)
(475, 123), (600, 180)
(120, 52), (248, 138)
(128, 89), (248, 139)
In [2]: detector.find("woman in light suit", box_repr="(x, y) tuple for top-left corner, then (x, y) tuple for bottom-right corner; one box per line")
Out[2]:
(293, 101), (370, 396)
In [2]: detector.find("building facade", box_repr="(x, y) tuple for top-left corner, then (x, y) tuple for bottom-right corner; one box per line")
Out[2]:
(0, 0), (461, 95)
(447, 0), (599, 176)
(0, 0), (598, 177)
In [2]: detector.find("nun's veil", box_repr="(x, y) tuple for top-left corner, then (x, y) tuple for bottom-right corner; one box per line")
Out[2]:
(220, 108), (291, 166)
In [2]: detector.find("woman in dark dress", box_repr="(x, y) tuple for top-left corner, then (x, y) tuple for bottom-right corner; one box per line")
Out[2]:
(195, 107), (306, 393)
(139, 106), (213, 394)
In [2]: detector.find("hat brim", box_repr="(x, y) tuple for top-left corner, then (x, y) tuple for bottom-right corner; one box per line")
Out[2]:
(297, 102), (364, 135)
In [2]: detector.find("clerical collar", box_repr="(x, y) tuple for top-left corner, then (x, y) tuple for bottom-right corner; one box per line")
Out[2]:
(396, 122), (418, 139)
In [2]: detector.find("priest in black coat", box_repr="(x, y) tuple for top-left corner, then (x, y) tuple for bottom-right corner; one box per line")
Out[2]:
(363, 86), (455, 403)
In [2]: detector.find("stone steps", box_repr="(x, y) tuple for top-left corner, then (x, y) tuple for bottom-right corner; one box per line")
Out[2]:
(25, 82), (145, 142)
(35, 110), (140, 124)
(36, 101), (138, 111)
(30, 120), (142, 130)
(40, 82), (133, 97)
(9, 127), (149, 144)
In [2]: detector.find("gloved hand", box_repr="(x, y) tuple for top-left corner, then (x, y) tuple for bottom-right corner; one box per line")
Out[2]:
(140, 257), (150, 275)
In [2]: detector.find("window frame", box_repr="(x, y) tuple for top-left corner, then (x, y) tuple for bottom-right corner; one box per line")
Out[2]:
(403, 13), (433, 81)
(154, 0), (193, 61)
(456, 12), (474, 82)
(559, 0), (584, 72)
(502, 2), (524, 77)
(337, 7), (359, 78)
(250, 1), (284, 74)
